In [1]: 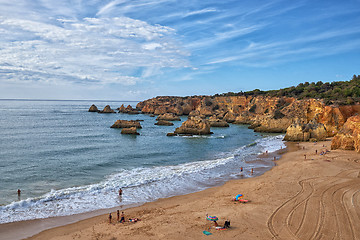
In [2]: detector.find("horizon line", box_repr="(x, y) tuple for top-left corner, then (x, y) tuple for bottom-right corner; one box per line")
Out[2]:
(0, 98), (141, 102)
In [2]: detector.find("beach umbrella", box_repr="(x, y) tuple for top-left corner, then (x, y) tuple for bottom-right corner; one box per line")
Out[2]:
(235, 194), (243, 200)
(206, 215), (218, 221)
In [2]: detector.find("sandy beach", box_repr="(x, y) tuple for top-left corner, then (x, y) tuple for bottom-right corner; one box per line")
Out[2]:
(3, 138), (360, 240)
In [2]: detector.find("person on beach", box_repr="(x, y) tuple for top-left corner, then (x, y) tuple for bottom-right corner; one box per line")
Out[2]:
(17, 189), (21, 200)
(109, 213), (112, 223)
(119, 188), (122, 196)
(120, 211), (125, 223)
(117, 210), (120, 222)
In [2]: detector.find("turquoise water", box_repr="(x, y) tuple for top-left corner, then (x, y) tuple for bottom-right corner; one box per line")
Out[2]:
(0, 100), (285, 223)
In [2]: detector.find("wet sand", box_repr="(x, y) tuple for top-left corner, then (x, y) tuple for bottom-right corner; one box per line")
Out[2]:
(2, 139), (360, 239)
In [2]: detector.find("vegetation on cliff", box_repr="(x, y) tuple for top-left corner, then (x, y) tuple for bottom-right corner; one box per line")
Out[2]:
(216, 74), (360, 105)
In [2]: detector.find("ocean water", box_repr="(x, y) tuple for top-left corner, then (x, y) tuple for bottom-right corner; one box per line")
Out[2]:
(0, 100), (285, 224)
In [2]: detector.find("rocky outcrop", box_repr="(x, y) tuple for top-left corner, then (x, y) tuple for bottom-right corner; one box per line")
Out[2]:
(174, 116), (212, 135)
(155, 120), (174, 126)
(284, 120), (327, 141)
(223, 111), (237, 123)
(208, 116), (229, 127)
(118, 105), (140, 114)
(99, 105), (115, 113)
(166, 132), (177, 136)
(156, 113), (181, 121)
(88, 104), (99, 112)
(331, 115), (360, 152)
(111, 120), (142, 129)
(118, 104), (126, 113)
(121, 127), (139, 135)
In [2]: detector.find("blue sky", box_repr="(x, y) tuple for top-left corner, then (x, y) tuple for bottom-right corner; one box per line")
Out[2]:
(1, 0), (360, 100)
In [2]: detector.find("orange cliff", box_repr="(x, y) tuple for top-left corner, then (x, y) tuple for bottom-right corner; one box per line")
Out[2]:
(331, 115), (360, 152)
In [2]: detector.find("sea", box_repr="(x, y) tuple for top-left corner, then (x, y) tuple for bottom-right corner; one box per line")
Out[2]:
(0, 99), (285, 224)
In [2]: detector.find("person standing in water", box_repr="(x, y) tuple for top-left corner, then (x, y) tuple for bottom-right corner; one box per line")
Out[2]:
(17, 189), (21, 200)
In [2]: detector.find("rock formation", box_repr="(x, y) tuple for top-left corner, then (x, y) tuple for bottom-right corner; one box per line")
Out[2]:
(88, 104), (99, 112)
(98, 105), (115, 113)
(118, 104), (126, 113)
(284, 120), (327, 141)
(331, 115), (360, 152)
(166, 132), (177, 136)
(111, 120), (142, 129)
(208, 116), (229, 127)
(155, 120), (174, 126)
(156, 113), (181, 121)
(174, 116), (212, 135)
(118, 104), (139, 114)
(121, 127), (139, 135)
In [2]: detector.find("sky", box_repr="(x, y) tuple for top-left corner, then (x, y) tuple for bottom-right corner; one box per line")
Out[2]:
(0, 0), (360, 101)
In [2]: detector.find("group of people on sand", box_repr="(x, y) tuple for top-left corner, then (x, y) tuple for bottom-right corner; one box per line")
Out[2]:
(108, 188), (141, 224)
(109, 210), (125, 224)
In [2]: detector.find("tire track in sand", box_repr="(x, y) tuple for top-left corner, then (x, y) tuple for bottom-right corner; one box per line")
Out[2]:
(267, 169), (360, 240)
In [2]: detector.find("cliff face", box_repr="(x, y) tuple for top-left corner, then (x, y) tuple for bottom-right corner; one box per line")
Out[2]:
(137, 95), (360, 140)
(331, 115), (360, 152)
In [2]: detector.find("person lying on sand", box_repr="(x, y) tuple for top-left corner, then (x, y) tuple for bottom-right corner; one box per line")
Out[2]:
(129, 218), (141, 223)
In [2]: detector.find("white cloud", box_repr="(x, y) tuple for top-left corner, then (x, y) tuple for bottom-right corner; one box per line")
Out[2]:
(0, 2), (190, 87)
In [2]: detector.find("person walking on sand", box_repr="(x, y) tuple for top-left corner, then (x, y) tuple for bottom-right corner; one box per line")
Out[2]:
(120, 211), (125, 223)
(109, 213), (112, 223)
(117, 210), (120, 222)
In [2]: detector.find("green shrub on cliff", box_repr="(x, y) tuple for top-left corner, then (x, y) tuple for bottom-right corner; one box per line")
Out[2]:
(219, 74), (360, 105)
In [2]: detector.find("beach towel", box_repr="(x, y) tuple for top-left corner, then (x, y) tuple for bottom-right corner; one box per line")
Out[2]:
(215, 227), (227, 231)
(203, 230), (212, 235)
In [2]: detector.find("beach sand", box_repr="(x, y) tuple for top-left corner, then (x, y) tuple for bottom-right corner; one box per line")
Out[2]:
(3, 139), (360, 239)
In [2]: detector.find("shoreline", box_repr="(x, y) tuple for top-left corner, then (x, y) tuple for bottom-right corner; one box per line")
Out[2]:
(0, 140), (286, 240)
(4, 138), (360, 239)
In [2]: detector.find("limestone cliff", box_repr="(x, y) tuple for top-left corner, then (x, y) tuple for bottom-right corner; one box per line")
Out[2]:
(331, 115), (360, 152)
(284, 120), (327, 141)
(136, 95), (360, 140)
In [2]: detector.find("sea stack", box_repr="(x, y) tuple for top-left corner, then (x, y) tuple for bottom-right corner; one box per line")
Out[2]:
(155, 120), (174, 126)
(174, 116), (212, 135)
(111, 120), (142, 129)
(121, 127), (140, 135)
(99, 105), (115, 113)
(156, 113), (181, 121)
(88, 104), (99, 112)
